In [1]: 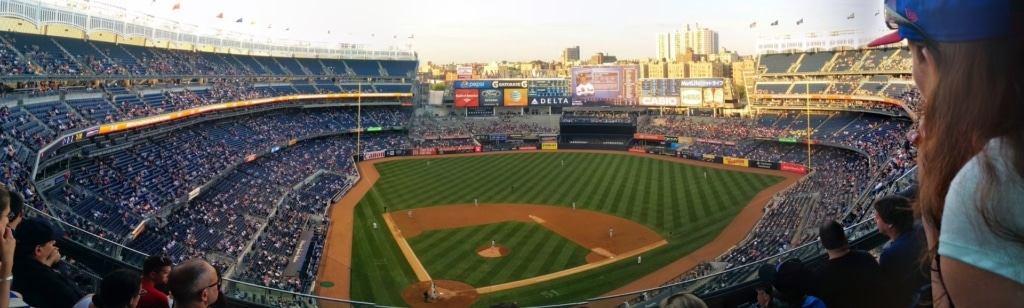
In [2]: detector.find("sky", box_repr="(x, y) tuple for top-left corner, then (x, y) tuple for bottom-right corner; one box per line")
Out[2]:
(97, 0), (889, 64)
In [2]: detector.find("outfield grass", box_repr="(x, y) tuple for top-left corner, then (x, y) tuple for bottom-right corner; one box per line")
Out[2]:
(348, 152), (784, 306)
(408, 221), (591, 287)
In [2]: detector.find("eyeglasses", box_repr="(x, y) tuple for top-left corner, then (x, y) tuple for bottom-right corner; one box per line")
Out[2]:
(198, 278), (222, 297)
(883, 1), (936, 45)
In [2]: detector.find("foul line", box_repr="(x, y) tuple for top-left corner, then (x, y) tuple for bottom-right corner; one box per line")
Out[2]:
(475, 239), (668, 294)
(381, 213), (432, 282)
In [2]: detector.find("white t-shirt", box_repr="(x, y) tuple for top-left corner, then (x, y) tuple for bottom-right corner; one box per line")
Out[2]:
(939, 138), (1024, 284)
(576, 83), (595, 96)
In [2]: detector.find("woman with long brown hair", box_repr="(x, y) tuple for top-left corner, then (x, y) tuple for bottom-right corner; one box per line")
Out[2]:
(868, 0), (1024, 307)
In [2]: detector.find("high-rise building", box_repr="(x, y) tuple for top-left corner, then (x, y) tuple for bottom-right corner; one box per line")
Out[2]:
(655, 24), (720, 59)
(562, 46), (580, 63)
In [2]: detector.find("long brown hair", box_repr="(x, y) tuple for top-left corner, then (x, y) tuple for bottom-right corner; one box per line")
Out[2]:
(916, 34), (1024, 296)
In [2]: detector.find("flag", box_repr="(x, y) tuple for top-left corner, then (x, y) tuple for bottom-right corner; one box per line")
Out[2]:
(874, 10), (880, 16)
(172, 2), (180, 9)
(796, 18), (804, 25)
(749, 22), (756, 28)
(285, 27), (290, 31)
(847, 13), (855, 19)
(408, 35), (414, 39)
(267, 24), (272, 29)
(250, 21), (256, 25)
(770, 20), (779, 26)
(235, 18), (243, 23)
(393, 35), (397, 38)
(216, 12), (223, 18)
(327, 30), (330, 34)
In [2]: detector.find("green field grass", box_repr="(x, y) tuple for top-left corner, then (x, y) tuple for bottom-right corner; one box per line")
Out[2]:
(408, 221), (591, 287)
(347, 152), (785, 306)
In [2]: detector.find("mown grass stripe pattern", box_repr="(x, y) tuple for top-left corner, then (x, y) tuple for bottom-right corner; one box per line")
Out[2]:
(407, 222), (590, 287)
(349, 152), (784, 306)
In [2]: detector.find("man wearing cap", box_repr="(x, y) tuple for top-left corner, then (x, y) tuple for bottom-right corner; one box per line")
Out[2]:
(756, 259), (827, 308)
(11, 218), (89, 308)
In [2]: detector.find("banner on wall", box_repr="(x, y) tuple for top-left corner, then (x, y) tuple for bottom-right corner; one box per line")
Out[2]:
(541, 143), (558, 150)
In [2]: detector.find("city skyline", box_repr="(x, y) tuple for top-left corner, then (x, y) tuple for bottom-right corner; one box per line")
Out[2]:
(106, 0), (886, 63)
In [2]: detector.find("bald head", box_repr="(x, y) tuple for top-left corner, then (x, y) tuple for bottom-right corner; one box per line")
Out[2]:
(168, 259), (219, 307)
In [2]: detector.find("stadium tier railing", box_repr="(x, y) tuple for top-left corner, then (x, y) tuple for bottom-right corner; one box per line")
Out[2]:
(585, 219), (880, 308)
(25, 206), (376, 308)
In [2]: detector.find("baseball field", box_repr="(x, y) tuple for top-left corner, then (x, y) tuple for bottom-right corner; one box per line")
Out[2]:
(315, 150), (799, 307)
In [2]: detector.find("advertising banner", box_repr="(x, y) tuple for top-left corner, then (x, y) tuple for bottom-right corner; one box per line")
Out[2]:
(453, 80), (491, 89)
(702, 154), (718, 162)
(670, 143), (683, 150)
(681, 88), (703, 105)
(679, 78), (725, 88)
(751, 160), (778, 170)
(723, 157), (749, 167)
(703, 88), (716, 105)
(455, 89), (480, 107)
(529, 96), (572, 106)
(490, 80), (530, 88)
(503, 88), (529, 106)
(640, 96), (680, 106)
(628, 148), (647, 153)
(413, 148), (437, 156)
(479, 89), (503, 106)
(780, 162), (808, 174)
(438, 145), (476, 154)
(519, 146), (538, 150)
(541, 143), (558, 150)
(362, 150), (386, 161)
(633, 133), (665, 141)
(571, 65), (639, 106)
(663, 136), (678, 143)
(679, 137), (695, 147)
(457, 66), (472, 79)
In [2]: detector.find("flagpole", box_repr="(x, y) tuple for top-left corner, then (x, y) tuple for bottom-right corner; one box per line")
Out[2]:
(806, 80), (811, 169)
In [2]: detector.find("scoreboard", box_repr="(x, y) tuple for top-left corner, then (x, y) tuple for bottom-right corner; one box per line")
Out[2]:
(641, 79), (682, 96)
(528, 79), (570, 97)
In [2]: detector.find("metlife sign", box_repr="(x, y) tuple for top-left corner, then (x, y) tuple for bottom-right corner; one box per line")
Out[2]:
(640, 96), (679, 106)
(529, 96), (572, 106)
(679, 78), (725, 88)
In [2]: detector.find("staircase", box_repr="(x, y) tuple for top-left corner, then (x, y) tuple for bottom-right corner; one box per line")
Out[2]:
(50, 38), (95, 75)
(376, 61), (389, 77)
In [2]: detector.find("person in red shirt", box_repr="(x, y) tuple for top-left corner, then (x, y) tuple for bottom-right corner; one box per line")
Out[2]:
(138, 255), (173, 308)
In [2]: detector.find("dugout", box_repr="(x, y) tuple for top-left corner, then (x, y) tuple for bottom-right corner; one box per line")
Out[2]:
(476, 133), (541, 151)
(557, 108), (638, 151)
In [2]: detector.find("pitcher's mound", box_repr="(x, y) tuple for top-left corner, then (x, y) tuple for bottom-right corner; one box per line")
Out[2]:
(401, 280), (479, 308)
(476, 245), (510, 258)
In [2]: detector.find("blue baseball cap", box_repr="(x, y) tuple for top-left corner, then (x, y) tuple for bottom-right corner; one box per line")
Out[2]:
(868, 0), (1023, 47)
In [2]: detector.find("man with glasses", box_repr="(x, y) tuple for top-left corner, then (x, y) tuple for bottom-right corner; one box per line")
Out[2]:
(139, 255), (174, 308)
(167, 259), (220, 308)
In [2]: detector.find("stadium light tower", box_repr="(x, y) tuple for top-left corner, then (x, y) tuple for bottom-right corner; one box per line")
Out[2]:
(357, 83), (363, 158)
